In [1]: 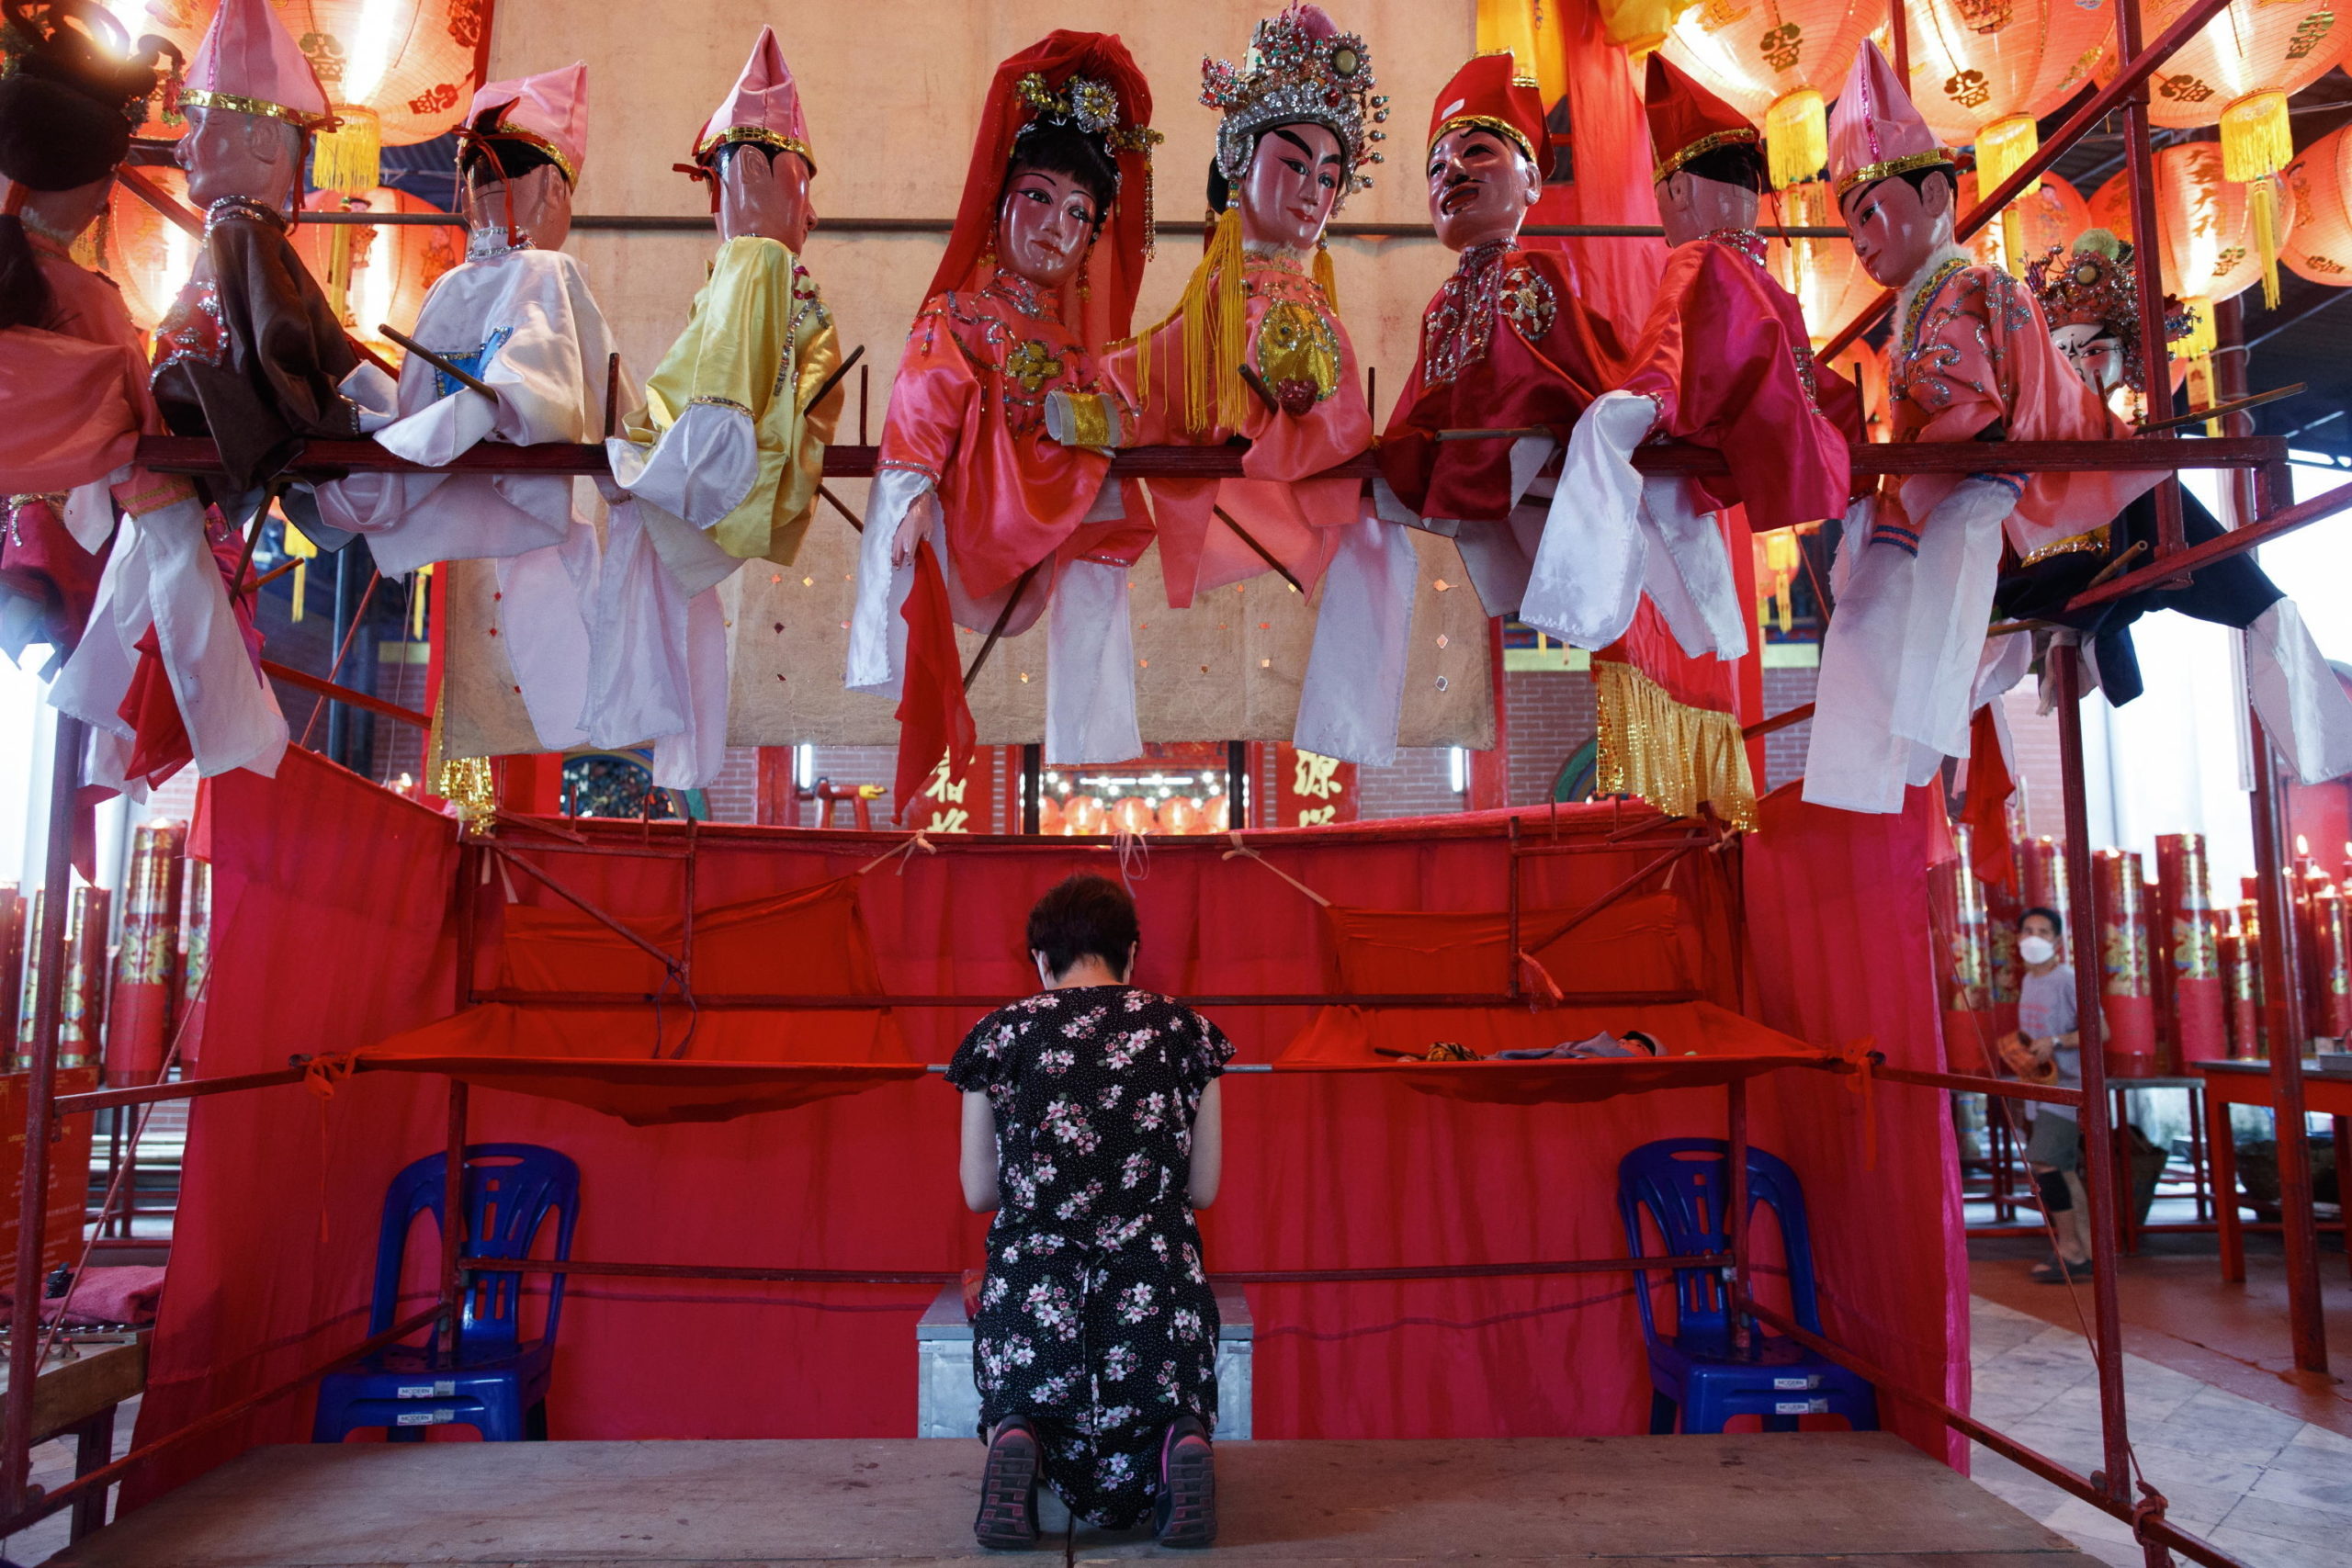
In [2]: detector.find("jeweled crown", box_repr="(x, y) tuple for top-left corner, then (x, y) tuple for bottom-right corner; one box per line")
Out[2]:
(1201, 4), (1388, 195)
(2022, 230), (2193, 391)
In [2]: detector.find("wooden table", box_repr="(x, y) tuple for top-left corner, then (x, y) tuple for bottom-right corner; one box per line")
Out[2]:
(2191, 1058), (2352, 1281)
(0, 1331), (146, 1540)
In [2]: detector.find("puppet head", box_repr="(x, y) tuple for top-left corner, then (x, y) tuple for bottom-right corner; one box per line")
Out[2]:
(1204, 4), (1385, 251)
(2025, 229), (2191, 396)
(458, 63), (587, 253)
(1645, 54), (1765, 247)
(1424, 51), (1544, 253)
(1829, 40), (1957, 288)
(695, 27), (815, 251)
(175, 0), (330, 212)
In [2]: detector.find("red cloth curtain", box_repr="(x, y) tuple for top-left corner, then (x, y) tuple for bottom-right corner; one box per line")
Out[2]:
(129, 761), (1961, 1507)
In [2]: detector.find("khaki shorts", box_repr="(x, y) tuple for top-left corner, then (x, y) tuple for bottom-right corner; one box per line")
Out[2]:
(2026, 1111), (2081, 1172)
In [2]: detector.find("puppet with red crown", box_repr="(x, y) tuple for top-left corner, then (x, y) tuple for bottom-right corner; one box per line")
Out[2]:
(0, 0), (182, 668)
(846, 32), (1159, 812)
(601, 28), (842, 787)
(316, 64), (661, 771)
(1803, 42), (2156, 813)
(49, 0), (369, 790)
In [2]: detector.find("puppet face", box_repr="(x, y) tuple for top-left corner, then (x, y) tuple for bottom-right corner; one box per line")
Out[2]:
(1838, 171), (1953, 288)
(1238, 121), (1344, 254)
(1653, 170), (1758, 249)
(718, 144), (814, 250)
(462, 162), (573, 250)
(1426, 127), (1538, 252)
(996, 165), (1097, 290)
(2051, 321), (2127, 397)
(177, 106), (303, 210)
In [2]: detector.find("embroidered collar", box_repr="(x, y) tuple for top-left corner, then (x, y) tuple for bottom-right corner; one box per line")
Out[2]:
(466, 226), (536, 260)
(1241, 245), (1311, 275)
(204, 195), (290, 236)
(981, 266), (1051, 321)
(1896, 243), (1973, 357)
(1702, 228), (1766, 267)
(1453, 237), (1513, 276)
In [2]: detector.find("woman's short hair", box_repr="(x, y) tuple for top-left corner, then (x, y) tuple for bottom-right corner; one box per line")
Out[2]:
(1027, 874), (1139, 978)
(2018, 905), (2064, 938)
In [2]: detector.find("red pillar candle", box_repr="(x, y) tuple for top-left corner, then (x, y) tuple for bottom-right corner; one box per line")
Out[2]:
(58, 885), (109, 1072)
(2094, 849), (2158, 1077)
(1935, 830), (2000, 1071)
(12, 889), (46, 1074)
(2313, 888), (2352, 1041)
(0, 886), (21, 1064)
(2018, 835), (2072, 932)
(2156, 833), (2224, 1070)
(176, 859), (211, 1075)
(104, 820), (184, 1087)
(2225, 901), (2267, 1060)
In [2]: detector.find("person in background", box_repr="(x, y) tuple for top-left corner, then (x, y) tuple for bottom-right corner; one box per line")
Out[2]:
(949, 874), (1230, 1550)
(1999, 906), (2092, 1282)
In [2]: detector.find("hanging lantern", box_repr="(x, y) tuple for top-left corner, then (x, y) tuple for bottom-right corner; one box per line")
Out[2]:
(290, 185), (462, 358)
(277, 1), (486, 193)
(1958, 168), (2091, 275)
(2124, 0), (2351, 305)
(97, 165), (200, 334)
(1662, 0), (1891, 187)
(1909, 0), (2112, 270)
(1062, 795), (1107, 837)
(1765, 178), (1884, 339)
(2091, 145), (2287, 407)
(2283, 120), (2352, 285)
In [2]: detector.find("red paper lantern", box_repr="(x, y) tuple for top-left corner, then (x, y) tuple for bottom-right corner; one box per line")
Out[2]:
(2092, 143), (2286, 351)
(1062, 795), (1106, 837)
(1661, 0), (1890, 186)
(97, 165), (199, 333)
(1204, 795), (1232, 833)
(1109, 796), (1156, 837)
(2284, 120), (2352, 285)
(1765, 178), (1882, 344)
(1159, 797), (1205, 836)
(1959, 169), (2090, 272)
(292, 186), (463, 358)
(1036, 795), (1064, 835)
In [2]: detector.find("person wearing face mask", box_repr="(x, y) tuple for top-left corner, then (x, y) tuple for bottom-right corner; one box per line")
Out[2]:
(2000, 231), (2352, 784)
(1801, 43), (2157, 816)
(594, 31), (843, 788)
(315, 66), (654, 773)
(847, 33), (1159, 818)
(1997, 907), (2093, 1282)
(950, 874), (1231, 1549)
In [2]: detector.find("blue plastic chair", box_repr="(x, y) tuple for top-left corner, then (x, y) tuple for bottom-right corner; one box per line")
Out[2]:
(1617, 1137), (1877, 1436)
(311, 1144), (579, 1443)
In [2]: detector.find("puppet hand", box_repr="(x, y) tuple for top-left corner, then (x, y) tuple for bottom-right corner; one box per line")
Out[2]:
(890, 485), (938, 571)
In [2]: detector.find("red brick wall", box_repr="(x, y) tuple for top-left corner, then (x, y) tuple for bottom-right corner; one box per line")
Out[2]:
(1355, 749), (1464, 819)
(1759, 666), (1819, 794)
(1503, 669), (1598, 806)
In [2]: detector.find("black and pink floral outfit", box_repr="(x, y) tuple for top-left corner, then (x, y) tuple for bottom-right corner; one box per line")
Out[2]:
(946, 985), (1233, 1528)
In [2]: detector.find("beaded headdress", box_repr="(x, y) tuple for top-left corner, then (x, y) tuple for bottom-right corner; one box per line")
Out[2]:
(2022, 229), (2193, 392)
(1202, 4), (1386, 197)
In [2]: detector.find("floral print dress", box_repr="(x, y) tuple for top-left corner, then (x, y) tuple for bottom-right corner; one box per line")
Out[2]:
(945, 986), (1234, 1529)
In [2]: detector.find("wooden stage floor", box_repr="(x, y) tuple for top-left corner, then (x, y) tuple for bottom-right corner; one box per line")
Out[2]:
(51, 1432), (2101, 1567)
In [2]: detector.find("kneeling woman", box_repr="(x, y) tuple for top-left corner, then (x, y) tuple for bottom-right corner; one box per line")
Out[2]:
(949, 874), (1231, 1549)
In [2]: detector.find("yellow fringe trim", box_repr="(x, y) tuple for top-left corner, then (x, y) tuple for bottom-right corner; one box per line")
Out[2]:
(312, 106), (380, 196)
(2250, 173), (2283, 310)
(1131, 207), (1250, 435)
(1594, 660), (1759, 833)
(2221, 91), (2291, 183)
(1976, 114), (2040, 274)
(1764, 89), (1826, 190)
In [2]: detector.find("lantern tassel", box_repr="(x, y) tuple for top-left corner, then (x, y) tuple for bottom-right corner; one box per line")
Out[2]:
(2178, 298), (2219, 435)
(2222, 91), (2290, 310)
(1765, 88), (1826, 189)
(313, 106), (380, 197)
(1976, 115), (2041, 276)
(2251, 173), (2283, 310)
(280, 518), (317, 624)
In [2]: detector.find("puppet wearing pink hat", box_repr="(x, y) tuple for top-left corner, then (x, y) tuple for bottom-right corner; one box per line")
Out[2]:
(1803, 41), (2156, 814)
(601, 26), (843, 789)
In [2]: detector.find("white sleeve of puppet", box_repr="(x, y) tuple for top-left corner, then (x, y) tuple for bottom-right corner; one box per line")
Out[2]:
(1521, 389), (1657, 649)
(1294, 510), (1417, 767)
(1044, 558), (1141, 766)
(844, 467), (932, 697)
(1636, 476), (1747, 661)
(606, 401), (760, 532)
(2246, 598), (2352, 784)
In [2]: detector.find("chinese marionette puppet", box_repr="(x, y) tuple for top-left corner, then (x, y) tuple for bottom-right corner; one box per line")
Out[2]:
(0, 0), (176, 666)
(51, 0), (371, 788)
(1802, 42), (2157, 813)
(317, 64), (637, 761)
(603, 27), (841, 788)
(845, 32), (1158, 807)
(2008, 231), (2352, 780)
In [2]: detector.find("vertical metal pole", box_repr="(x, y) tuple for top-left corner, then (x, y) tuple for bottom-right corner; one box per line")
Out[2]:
(5, 716), (82, 1507)
(436, 1080), (469, 1359)
(2116, 0), (2187, 568)
(2247, 716), (2330, 1371)
(1020, 744), (1043, 836)
(326, 544), (360, 766)
(2052, 648), (2133, 1505)
(1507, 817), (1522, 1001)
(2213, 296), (2257, 527)
(1726, 1078), (1751, 1357)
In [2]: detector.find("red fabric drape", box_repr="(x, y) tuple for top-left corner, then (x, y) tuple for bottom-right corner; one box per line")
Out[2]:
(1527, 0), (1668, 344)
(129, 761), (1961, 1508)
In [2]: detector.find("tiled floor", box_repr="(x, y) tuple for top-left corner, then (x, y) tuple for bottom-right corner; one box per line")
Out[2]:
(1969, 1294), (2352, 1567)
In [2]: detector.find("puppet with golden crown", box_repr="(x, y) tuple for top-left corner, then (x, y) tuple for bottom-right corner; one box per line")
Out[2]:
(1802, 43), (2156, 813)
(49, 0), (369, 790)
(316, 64), (655, 770)
(845, 32), (1158, 812)
(603, 27), (842, 785)
(0, 0), (180, 666)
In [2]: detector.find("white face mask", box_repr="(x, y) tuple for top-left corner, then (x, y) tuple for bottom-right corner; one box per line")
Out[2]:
(2018, 935), (2057, 965)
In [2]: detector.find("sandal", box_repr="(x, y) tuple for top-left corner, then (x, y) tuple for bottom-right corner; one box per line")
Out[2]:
(975, 1416), (1041, 1550)
(2030, 1256), (2092, 1284)
(1154, 1414), (1216, 1549)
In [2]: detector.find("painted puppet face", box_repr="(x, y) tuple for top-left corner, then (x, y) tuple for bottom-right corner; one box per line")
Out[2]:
(1838, 171), (1953, 288)
(1238, 121), (1343, 254)
(177, 105), (303, 210)
(996, 165), (1097, 289)
(1652, 169), (1758, 249)
(2051, 321), (2128, 398)
(718, 143), (814, 251)
(1427, 126), (1538, 252)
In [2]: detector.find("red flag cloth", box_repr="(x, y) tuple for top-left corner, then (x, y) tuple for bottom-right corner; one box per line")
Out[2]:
(1522, 0), (1667, 341)
(1961, 705), (2017, 890)
(892, 541), (976, 818)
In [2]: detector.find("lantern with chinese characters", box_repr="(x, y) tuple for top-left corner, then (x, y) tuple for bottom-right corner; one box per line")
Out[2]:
(1959, 169), (2090, 274)
(290, 186), (461, 355)
(1662, 0), (1890, 187)
(1910, 0), (2111, 269)
(2284, 120), (2352, 285)
(2092, 145), (2285, 401)
(2130, 0), (2350, 305)
(275, 1), (487, 192)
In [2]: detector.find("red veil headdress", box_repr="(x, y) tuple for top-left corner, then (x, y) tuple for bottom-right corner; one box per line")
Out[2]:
(925, 30), (1159, 352)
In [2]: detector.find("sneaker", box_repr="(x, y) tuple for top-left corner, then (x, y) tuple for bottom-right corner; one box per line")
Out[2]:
(1154, 1414), (1216, 1549)
(975, 1416), (1040, 1550)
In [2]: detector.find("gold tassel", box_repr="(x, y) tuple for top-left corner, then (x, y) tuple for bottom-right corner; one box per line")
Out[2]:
(1975, 114), (2040, 275)
(1133, 209), (1249, 434)
(1593, 660), (1759, 832)
(324, 221), (353, 326)
(312, 106), (380, 197)
(2177, 297), (2219, 435)
(280, 518), (317, 622)
(1313, 241), (1339, 317)
(412, 562), (433, 639)
(1764, 88), (1827, 190)
(2250, 173), (2283, 310)
(2222, 92), (2291, 309)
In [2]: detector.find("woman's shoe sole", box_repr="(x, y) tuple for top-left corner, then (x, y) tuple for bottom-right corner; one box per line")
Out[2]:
(1158, 1436), (1216, 1549)
(975, 1428), (1040, 1551)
